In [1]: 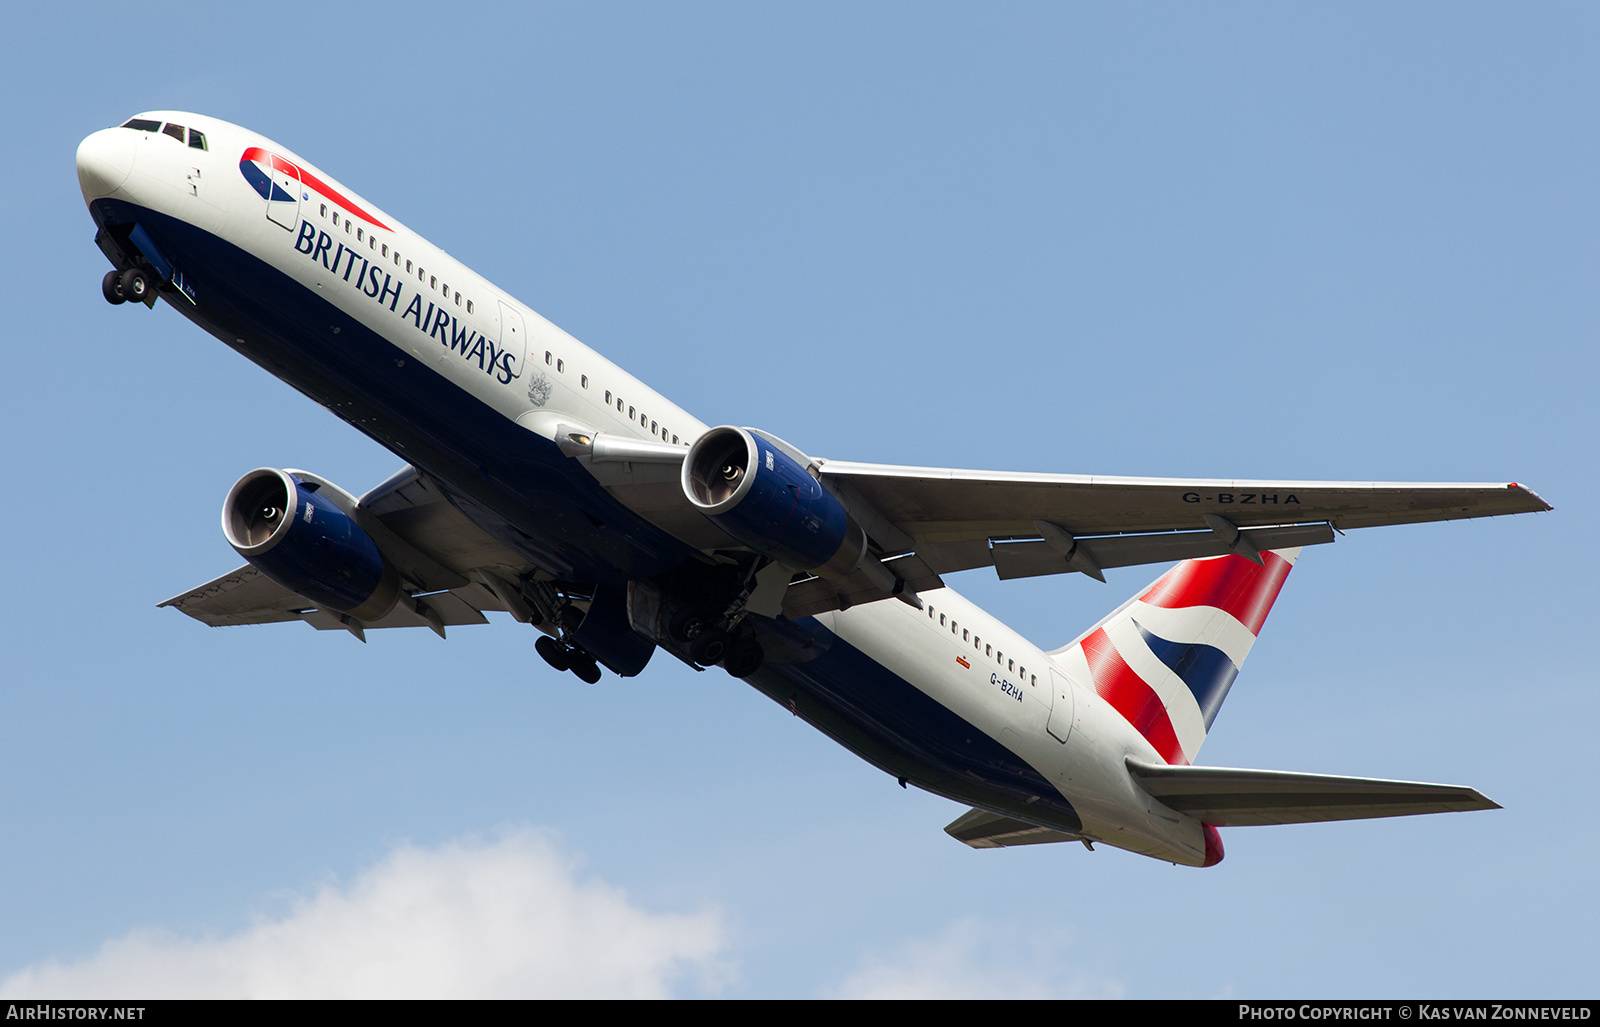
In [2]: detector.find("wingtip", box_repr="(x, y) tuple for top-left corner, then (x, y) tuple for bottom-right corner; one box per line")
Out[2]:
(1508, 482), (1554, 513)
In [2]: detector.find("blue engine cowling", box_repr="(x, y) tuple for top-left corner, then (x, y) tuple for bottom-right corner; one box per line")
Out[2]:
(222, 468), (400, 622)
(682, 427), (865, 578)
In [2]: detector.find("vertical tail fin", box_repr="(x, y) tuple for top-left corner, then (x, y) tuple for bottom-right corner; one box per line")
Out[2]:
(1049, 548), (1300, 765)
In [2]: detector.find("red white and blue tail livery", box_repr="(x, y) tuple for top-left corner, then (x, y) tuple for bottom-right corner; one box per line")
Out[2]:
(1056, 549), (1297, 766)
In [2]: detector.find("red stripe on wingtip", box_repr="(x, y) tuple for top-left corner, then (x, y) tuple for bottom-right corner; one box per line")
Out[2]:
(1079, 628), (1188, 765)
(1138, 551), (1293, 636)
(240, 146), (392, 232)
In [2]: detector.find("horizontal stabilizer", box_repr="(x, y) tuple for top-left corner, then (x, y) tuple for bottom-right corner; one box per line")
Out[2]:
(944, 807), (1080, 848)
(1127, 758), (1499, 826)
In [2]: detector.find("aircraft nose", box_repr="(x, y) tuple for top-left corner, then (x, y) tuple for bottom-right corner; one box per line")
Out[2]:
(76, 128), (136, 202)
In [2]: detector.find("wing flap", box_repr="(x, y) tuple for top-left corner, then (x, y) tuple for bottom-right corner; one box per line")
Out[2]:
(991, 522), (1335, 580)
(1127, 758), (1500, 827)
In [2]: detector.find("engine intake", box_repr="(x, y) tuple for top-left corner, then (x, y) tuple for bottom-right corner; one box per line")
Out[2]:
(683, 427), (864, 579)
(222, 468), (400, 622)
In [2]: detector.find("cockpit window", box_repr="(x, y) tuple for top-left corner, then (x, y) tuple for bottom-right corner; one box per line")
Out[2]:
(188, 129), (207, 151)
(121, 118), (161, 132)
(162, 123), (186, 143)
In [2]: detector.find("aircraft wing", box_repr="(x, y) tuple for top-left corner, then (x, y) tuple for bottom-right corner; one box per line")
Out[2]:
(158, 563), (499, 638)
(1126, 759), (1500, 826)
(782, 460), (1550, 615)
(817, 460), (1548, 553)
(159, 465), (535, 638)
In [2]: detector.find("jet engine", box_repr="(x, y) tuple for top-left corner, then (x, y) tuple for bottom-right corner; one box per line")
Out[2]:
(222, 468), (400, 621)
(682, 426), (865, 578)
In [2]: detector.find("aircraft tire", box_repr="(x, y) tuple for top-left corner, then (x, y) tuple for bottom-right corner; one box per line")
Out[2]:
(535, 634), (572, 672)
(101, 270), (126, 305)
(723, 639), (765, 679)
(118, 267), (151, 303)
(689, 629), (731, 667)
(571, 658), (602, 685)
(668, 607), (711, 644)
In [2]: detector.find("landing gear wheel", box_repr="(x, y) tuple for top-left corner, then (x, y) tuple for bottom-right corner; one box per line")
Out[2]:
(669, 608), (712, 644)
(101, 270), (126, 305)
(535, 634), (572, 672)
(723, 639), (765, 679)
(570, 657), (602, 685)
(118, 267), (152, 304)
(688, 628), (731, 667)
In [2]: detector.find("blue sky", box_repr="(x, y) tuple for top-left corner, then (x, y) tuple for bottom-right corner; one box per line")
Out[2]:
(1, 2), (1594, 997)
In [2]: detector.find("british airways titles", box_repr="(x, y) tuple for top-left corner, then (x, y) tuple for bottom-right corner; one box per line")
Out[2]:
(293, 221), (520, 385)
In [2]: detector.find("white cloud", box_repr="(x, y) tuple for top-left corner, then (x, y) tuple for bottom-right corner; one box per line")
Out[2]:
(1, 830), (727, 999)
(830, 919), (1124, 1000)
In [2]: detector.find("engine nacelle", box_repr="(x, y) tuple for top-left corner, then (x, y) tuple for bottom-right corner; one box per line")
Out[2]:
(682, 426), (865, 579)
(222, 468), (400, 622)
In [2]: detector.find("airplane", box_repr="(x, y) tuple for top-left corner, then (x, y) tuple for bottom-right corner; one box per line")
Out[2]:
(75, 111), (1551, 867)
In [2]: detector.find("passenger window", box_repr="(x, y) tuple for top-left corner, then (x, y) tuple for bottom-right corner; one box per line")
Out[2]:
(985, 645), (992, 657)
(671, 435), (679, 444)
(320, 204), (328, 217)
(939, 614), (946, 626)
(1031, 675), (1037, 687)
(616, 399), (623, 412)
(442, 282), (449, 295)
(381, 244), (388, 257)
(650, 420), (657, 432)
(963, 629), (970, 642)
(454, 292), (461, 306)
(628, 406), (635, 418)
(604, 391), (612, 403)
(557, 359), (565, 373)
(581, 375), (588, 388)
(357, 228), (364, 241)
(467, 300), (474, 314)
(1008, 659), (1014, 672)
(187, 129), (207, 150)
(162, 123), (185, 142)
(406, 260), (413, 273)
(546, 351), (553, 365)
(430, 275), (436, 289)
(345, 221), (352, 234)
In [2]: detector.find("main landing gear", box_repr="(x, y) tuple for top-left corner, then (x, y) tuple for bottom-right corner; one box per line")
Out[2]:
(668, 608), (765, 678)
(536, 633), (602, 685)
(101, 267), (152, 306)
